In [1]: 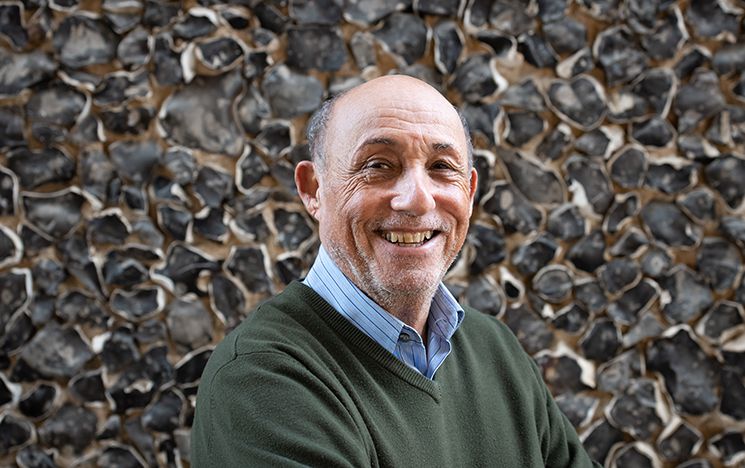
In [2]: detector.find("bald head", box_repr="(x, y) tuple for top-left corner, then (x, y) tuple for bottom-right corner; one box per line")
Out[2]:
(306, 75), (473, 172)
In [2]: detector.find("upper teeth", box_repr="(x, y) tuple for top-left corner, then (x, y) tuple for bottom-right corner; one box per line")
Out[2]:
(384, 231), (433, 244)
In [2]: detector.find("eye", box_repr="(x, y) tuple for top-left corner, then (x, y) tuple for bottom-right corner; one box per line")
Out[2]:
(363, 159), (392, 170)
(431, 160), (456, 171)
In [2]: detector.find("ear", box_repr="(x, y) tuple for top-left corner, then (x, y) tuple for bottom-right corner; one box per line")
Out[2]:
(295, 160), (322, 221)
(468, 167), (478, 216)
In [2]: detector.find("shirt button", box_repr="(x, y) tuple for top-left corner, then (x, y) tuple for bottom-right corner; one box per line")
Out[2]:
(399, 332), (410, 342)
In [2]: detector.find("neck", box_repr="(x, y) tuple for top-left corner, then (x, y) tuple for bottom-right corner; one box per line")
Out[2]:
(369, 287), (436, 338)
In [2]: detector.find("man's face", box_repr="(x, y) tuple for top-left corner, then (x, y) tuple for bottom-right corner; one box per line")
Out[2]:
(308, 76), (477, 304)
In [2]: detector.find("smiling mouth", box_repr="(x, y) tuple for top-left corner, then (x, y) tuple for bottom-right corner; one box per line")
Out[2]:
(381, 230), (438, 246)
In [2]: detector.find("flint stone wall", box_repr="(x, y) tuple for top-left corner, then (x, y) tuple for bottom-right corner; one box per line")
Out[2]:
(1, 0), (745, 466)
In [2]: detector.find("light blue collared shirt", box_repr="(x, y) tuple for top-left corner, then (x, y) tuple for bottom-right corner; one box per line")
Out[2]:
(302, 245), (464, 379)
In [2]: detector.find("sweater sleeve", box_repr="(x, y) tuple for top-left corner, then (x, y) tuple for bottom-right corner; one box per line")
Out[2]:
(191, 350), (372, 468)
(529, 358), (603, 468)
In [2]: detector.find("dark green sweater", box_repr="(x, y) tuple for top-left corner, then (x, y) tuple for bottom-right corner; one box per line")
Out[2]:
(192, 282), (599, 467)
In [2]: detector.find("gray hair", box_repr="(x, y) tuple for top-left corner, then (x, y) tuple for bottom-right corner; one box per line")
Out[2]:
(306, 93), (474, 171)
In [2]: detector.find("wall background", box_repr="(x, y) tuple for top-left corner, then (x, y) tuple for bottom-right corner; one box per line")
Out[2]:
(1, 0), (745, 466)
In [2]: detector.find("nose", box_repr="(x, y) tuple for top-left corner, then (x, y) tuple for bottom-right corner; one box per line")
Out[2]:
(390, 167), (436, 215)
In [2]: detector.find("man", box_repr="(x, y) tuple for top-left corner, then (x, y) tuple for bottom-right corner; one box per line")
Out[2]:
(192, 75), (599, 467)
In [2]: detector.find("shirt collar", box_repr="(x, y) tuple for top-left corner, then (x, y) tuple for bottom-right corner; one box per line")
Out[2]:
(303, 245), (464, 355)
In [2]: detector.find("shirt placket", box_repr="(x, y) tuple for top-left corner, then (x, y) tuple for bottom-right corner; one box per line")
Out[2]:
(397, 329), (428, 375)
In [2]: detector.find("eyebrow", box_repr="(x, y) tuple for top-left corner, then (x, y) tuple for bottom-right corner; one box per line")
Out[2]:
(357, 137), (456, 153)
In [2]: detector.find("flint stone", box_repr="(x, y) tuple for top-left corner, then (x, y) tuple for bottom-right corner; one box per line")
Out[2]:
(475, 31), (515, 57)
(0, 227), (20, 269)
(705, 154), (745, 210)
(343, 0), (408, 25)
(543, 17), (586, 55)
(609, 228), (648, 257)
(613, 445), (655, 468)
(640, 8), (687, 60)
(101, 106), (154, 135)
(108, 365), (156, 412)
(172, 12), (216, 40)
(289, 0), (342, 24)
(639, 245), (672, 279)
(721, 368), (745, 421)
(69, 371), (106, 403)
(163, 148), (197, 186)
(580, 318), (620, 361)
(547, 75), (607, 130)
(565, 155), (613, 214)
(632, 116), (675, 148)
(415, 0), (459, 15)
(537, 125), (572, 161)
(238, 86), (268, 133)
(547, 204), (585, 240)
(158, 205), (192, 241)
(582, 420), (625, 465)
(473, 152), (494, 204)
(53, 14), (117, 68)
(0, 50), (56, 96)
(699, 301), (743, 342)
(194, 208), (228, 242)
(287, 26), (346, 71)
(23, 189), (85, 239)
(574, 280), (607, 314)
(166, 297), (213, 350)
(227, 247), (272, 295)
(452, 53), (504, 103)
(599, 258), (640, 296)
(535, 354), (589, 394)
(609, 378), (663, 440)
(467, 224), (506, 275)
(661, 266), (713, 323)
(518, 32), (558, 69)
(0, 3), (27, 49)
(260, 65), (323, 120)
(350, 31), (376, 70)
(481, 182), (543, 234)
(19, 383), (56, 419)
(118, 26), (150, 68)
(111, 287), (163, 322)
(600, 194), (637, 235)
(32, 259), (66, 297)
(574, 128), (612, 158)
(88, 212), (130, 245)
(505, 111), (545, 147)
(25, 82), (86, 135)
(598, 350), (643, 394)
(647, 329), (720, 414)
(511, 234), (557, 277)
(0, 106), (24, 149)
(594, 27), (648, 86)
(80, 148), (115, 203)
(372, 13), (426, 66)
(210, 274), (246, 327)
(711, 431), (745, 465)
(19, 323), (92, 378)
(433, 20), (463, 75)
(464, 276), (505, 317)
(696, 237), (741, 291)
(567, 229), (606, 273)
(160, 71), (244, 157)
(155, 244), (220, 295)
(675, 47), (710, 79)
(152, 35), (182, 86)
(97, 445), (145, 468)
(175, 348), (212, 384)
(555, 393), (597, 428)
(196, 37), (244, 71)
(16, 445), (56, 467)
(500, 79), (545, 112)
(499, 149), (564, 205)
(55, 291), (107, 328)
(103, 251), (148, 288)
(556, 48), (595, 78)
(678, 187), (717, 224)
(610, 147), (647, 189)
(502, 304), (554, 354)
(714, 44), (745, 77)
(551, 304), (589, 334)
(256, 122), (292, 159)
(461, 102), (501, 143)
(658, 420), (701, 462)
(532, 265), (572, 303)
(0, 414), (32, 456)
(640, 201), (701, 248)
(673, 70), (726, 133)
(686, 0), (739, 39)
(94, 69), (150, 106)
(0, 309), (33, 353)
